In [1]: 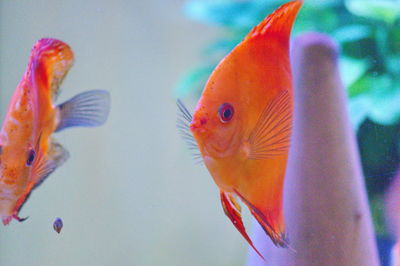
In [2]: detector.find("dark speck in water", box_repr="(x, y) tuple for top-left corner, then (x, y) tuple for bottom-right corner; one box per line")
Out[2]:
(53, 217), (63, 234)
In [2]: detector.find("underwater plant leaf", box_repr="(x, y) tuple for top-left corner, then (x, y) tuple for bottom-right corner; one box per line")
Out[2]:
(348, 95), (372, 129)
(340, 57), (369, 91)
(341, 36), (377, 59)
(184, 0), (256, 28)
(386, 55), (400, 76)
(370, 196), (387, 236)
(348, 72), (390, 98)
(368, 85), (400, 125)
(358, 120), (400, 194)
(389, 26), (400, 55)
(334, 25), (371, 43)
(345, 0), (400, 24)
(349, 77), (400, 127)
(175, 65), (215, 98)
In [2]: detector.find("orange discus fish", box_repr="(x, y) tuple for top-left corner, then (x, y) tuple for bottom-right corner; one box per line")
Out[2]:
(0, 38), (110, 225)
(178, 0), (302, 258)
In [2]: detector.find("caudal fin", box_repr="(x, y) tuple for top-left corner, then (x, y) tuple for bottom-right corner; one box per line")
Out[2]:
(56, 90), (111, 132)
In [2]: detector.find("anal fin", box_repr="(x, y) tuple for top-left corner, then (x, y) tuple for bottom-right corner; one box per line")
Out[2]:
(56, 89), (110, 132)
(220, 190), (264, 260)
(235, 190), (288, 248)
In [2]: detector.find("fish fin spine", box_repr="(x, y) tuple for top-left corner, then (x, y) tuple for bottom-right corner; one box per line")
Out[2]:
(55, 90), (110, 132)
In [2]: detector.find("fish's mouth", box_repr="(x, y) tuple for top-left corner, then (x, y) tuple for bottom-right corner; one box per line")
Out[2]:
(189, 117), (207, 133)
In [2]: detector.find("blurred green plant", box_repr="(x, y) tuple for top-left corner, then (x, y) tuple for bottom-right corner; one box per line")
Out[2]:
(177, 0), (400, 237)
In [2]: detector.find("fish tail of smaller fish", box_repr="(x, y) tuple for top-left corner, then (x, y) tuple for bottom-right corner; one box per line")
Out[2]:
(220, 191), (265, 260)
(55, 90), (111, 132)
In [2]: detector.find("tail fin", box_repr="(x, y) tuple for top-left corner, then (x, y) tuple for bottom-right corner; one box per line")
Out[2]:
(56, 90), (110, 132)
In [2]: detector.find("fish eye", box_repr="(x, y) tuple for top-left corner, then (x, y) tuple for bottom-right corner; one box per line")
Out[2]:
(218, 103), (234, 123)
(26, 149), (35, 166)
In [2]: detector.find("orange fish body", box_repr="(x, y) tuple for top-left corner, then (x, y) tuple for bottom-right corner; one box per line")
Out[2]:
(186, 0), (302, 257)
(0, 39), (110, 225)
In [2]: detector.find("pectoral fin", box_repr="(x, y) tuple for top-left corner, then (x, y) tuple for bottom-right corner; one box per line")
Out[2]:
(248, 90), (292, 160)
(220, 190), (264, 260)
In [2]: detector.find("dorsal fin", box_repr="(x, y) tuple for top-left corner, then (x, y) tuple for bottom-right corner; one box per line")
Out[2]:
(244, 0), (302, 42)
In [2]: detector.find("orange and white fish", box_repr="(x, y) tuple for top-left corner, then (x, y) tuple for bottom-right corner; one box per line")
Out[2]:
(178, 0), (302, 258)
(0, 38), (110, 225)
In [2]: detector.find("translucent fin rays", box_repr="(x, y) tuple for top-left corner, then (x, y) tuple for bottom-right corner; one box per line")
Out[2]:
(176, 100), (202, 163)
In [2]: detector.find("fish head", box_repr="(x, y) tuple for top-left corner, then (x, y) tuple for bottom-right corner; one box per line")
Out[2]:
(190, 74), (243, 159)
(190, 47), (270, 192)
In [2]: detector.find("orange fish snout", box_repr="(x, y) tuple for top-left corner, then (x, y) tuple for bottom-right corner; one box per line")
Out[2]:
(189, 117), (208, 133)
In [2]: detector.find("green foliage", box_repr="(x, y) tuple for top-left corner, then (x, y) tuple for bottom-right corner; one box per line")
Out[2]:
(370, 196), (387, 236)
(345, 0), (400, 24)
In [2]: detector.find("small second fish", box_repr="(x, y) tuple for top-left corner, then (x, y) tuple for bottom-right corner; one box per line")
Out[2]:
(0, 38), (110, 225)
